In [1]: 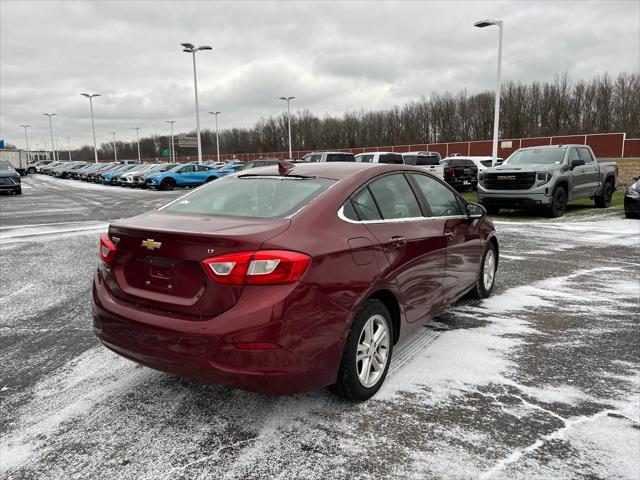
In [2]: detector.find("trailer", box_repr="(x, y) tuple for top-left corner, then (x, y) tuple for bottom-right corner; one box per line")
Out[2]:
(0, 149), (29, 176)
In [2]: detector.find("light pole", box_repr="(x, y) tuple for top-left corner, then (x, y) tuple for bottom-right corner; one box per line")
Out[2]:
(474, 19), (503, 166)
(208, 111), (221, 161)
(132, 127), (141, 163)
(279, 96), (295, 159)
(81, 93), (101, 163)
(181, 42), (212, 164)
(19, 124), (31, 162)
(109, 132), (118, 162)
(164, 120), (175, 163)
(66, 136), (72, 161)
(43, 113), (58, 161)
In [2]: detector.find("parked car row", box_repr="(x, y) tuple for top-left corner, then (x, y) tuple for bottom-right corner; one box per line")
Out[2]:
(29, 159), (275, 191)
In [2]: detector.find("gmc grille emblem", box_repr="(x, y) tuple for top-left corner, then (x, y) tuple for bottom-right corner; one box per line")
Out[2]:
(497, 175), (516, 181)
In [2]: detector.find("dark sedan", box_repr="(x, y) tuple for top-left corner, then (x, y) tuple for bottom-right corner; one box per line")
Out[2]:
(0, 160), (21, 195)
(624, 176), (640, 218)
(92, 162), (499, 401)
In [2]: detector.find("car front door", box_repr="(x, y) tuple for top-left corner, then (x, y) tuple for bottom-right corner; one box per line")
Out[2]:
(567, 147), (590, 199)
(354, 173), (447, 323)
(176, 165), (196, 185)
(408, 173), (482, 303)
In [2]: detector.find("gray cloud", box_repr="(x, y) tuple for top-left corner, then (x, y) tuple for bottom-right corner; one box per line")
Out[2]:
(1, 0), (638, 150)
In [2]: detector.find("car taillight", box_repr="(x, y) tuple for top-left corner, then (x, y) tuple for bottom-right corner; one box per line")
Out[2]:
(446, 167), (456, 176)
(99, 234), (117, 265)
(202, 250), (311, 285)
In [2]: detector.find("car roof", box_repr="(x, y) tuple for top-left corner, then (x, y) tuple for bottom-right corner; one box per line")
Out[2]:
(238, 161), (432, 181)
(519, 144), (586, 151)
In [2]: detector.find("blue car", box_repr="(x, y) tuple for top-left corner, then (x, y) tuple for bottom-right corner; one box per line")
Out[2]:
(145, 163), (222, 191)
(101, 164), (138, 185)
(216, 162), (244, 175)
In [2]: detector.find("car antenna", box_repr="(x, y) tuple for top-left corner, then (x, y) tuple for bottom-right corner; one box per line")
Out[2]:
(278, 159), (295, 175)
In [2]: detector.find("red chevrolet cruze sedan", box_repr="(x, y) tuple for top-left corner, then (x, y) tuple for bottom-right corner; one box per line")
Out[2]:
(92, 162), (498, 401)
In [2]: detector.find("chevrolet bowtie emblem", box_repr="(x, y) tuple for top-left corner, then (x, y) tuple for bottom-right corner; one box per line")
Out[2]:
(141, 239), (162, 250)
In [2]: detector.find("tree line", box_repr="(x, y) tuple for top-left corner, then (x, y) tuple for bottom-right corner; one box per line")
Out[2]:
(68, 72), (638, 161)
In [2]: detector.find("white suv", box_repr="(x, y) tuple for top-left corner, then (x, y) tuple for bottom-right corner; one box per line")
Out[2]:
(354, 152), (404, 164)
(302, 152), (355, 162)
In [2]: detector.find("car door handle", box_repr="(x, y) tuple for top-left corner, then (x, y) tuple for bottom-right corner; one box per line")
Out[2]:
(445, 231), (455, 240)
(391, 236), (407, 247)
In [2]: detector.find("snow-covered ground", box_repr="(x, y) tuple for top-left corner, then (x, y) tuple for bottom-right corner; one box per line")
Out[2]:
(1, 176), (638, 479)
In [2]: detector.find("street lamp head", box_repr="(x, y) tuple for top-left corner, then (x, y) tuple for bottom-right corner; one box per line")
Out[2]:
(20, 124), (31, 128)
(474, 19), (502, 28)
(183, 48), (193, 53)
(181, 42), (194, 49)
(197, 45), (213, 51)
(164, 120), (175, 124)
(208, 111), (221, 115)
(43, 113), (58, 117)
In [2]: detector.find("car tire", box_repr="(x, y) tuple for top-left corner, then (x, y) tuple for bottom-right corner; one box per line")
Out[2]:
(331, 299), (393, 402)
(471, 242), (498, 299)
(28, 167), (36, 174)
(206, 176), (217, 183)
(161, 178), (175, 191)
(594, 180), (614, 208)
(15, 187), (22, 195)
(484, 204), (500, 215)
(548, 186), (567, 218)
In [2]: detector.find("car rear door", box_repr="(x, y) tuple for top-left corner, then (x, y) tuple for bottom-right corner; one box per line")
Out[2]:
(408, 173), (482, 303)
(353, 173), (446, 323)
(176, 165), (196, 185)
(577, 147), (600, 196)
(568, 148), (590, 198)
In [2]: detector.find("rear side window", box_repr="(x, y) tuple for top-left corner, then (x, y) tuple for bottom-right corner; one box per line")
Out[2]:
(163, 176), (335, 218)
(577, 148), (594, 163)
(356, 154), (374, 163)
(378, 154), (404, 165)
(326, 153), (355, 162)
(368, 174), (422, 219)
(410, 174), (463, 217)
(306, 154), (322, 163)
(351, 188), (382, 220)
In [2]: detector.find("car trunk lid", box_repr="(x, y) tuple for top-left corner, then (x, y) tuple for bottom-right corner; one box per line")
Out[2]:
(106, 211), (290, 317)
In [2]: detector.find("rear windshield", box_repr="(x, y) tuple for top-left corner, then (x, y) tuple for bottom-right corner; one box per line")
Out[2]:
(379, 154), (403, 164)
(506, 148), (566, 165)
(403, 155), (440, 166)
(163, 176), (335, 218)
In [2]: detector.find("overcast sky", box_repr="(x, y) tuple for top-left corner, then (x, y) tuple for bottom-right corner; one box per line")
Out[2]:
(1, 0), (638, 150)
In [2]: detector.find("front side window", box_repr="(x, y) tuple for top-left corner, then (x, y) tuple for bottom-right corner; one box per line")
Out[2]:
(163, 176), (335, 218)
(577, 148), (594, 163)
(180, 165), (195, 173)
(567, 148), (580, 163)
(355, 154), (374, 163)
(368, 174), (422, 219)
(410, 174), (463, 217)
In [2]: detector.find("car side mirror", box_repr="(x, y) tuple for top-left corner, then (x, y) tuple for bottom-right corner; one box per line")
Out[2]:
(570, 159), (585, 169)
(466, 202), (486, 219)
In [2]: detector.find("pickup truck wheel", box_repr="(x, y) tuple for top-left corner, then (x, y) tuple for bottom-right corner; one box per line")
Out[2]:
(594, 180), (613, 208)
(548, 186), (567, 218)
(161, 178), (175, 191)
(471, 242), (497, 298)
(330, 299), (393, 402)
(15, 187), (22, 195)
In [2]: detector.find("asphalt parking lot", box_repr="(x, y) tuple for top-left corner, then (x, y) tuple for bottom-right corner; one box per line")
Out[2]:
(1, 175), (639, 479)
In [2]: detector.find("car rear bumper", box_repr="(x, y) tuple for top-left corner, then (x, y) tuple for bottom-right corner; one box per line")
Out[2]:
(92, 270), (350, 395)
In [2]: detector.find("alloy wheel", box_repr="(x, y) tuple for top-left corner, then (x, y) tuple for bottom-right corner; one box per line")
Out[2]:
(356, 314), (390, 388)
(483, 249), (496, 290)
